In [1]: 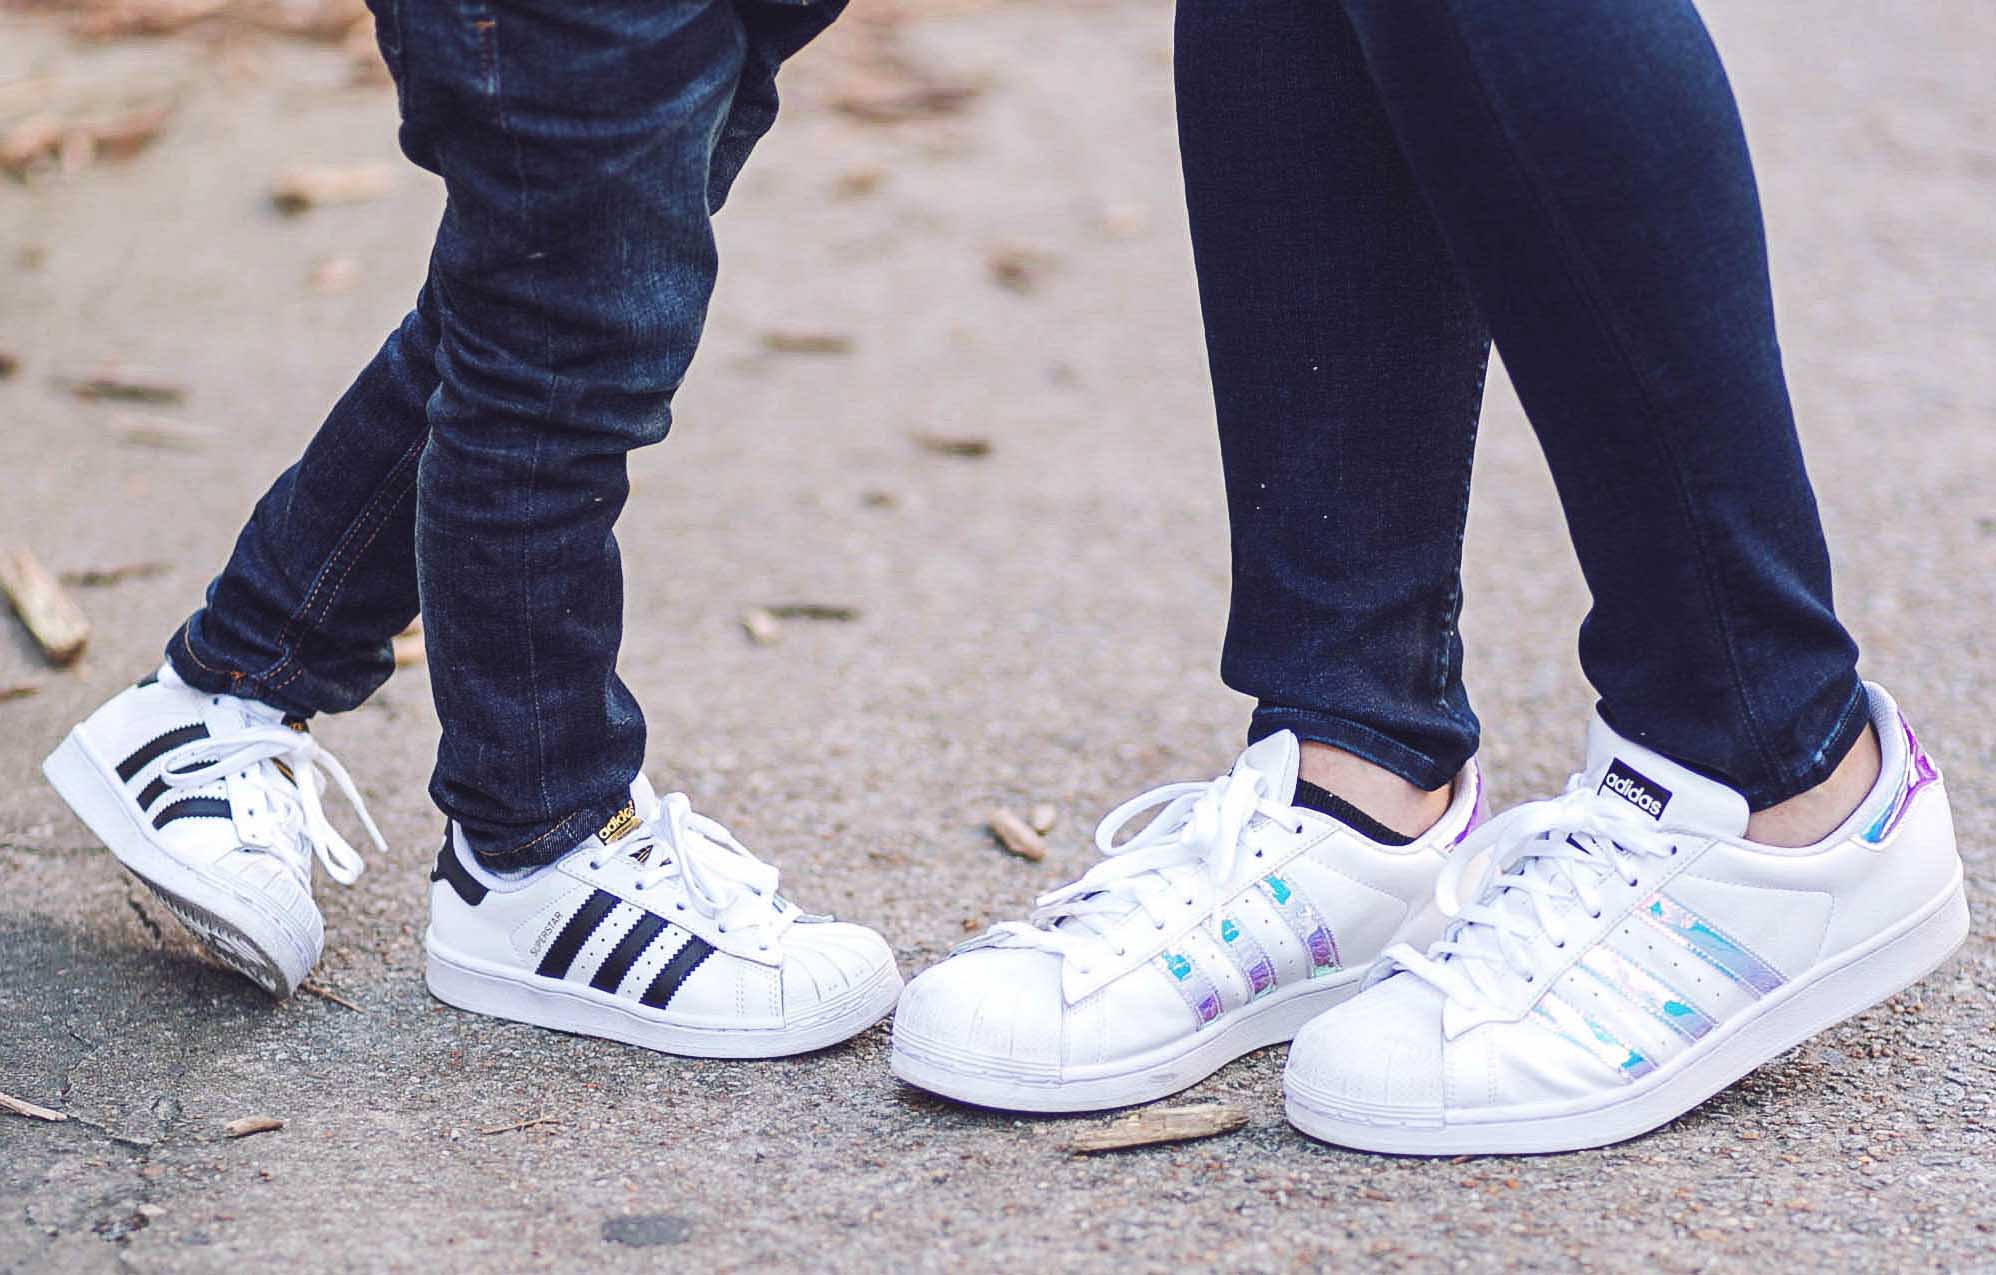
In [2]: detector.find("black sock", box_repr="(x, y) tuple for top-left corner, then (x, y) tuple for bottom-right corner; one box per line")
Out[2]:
(1291, 778), (1417, 846)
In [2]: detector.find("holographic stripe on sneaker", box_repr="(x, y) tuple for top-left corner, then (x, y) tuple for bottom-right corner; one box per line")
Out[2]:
(1215, 915), (1279, 999)
(1861, 716), (1940, 845)
(1532, 991), (1656, 1080)
(1578, 944), (1716, 1042)
(1157, 949), (1224, 1028)
(1256, 873), (1341, 975)
(1638, 894), (1785, 996)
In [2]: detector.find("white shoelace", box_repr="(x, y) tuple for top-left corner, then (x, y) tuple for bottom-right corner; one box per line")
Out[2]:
(1382, 774), (1684, 1013)
(597, 791), (796, 952)
(157, 724), (384, 886)
(971, 759), (1301, 971)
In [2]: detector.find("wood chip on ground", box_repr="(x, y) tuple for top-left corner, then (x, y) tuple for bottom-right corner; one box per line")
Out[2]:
(222, 1115), (284, 1138)
(1068, 1103), (1249, 1154)
(1029, 804), (1058, 835)
(740, 607), (781, 646)
(271, 162), (395, 214)
(0, 683), (41, 703)
(986, 809), (1046, 862)
(117, 415), (216, 451)
(392, 623), (425, 667)
(61, 562), (168, 587)
(0, 547), (92, 666)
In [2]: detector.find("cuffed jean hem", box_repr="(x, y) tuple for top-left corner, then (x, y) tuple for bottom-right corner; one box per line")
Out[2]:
(167, 623), (328, 720)
(458, 788), (637, 873)
(1247, 705), (1465, 793)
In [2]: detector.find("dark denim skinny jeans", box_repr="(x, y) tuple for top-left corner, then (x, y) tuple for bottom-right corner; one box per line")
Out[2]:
(169, 0), (842, 867)
(1177, 0), (1867, 807)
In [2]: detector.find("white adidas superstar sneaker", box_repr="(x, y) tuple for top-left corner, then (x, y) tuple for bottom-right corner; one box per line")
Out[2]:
(1283, 682), (1968, 1155)
(423, 776), (902, 1058)
(42, 664), (383, 996)
(890, 732), (1485, 1112)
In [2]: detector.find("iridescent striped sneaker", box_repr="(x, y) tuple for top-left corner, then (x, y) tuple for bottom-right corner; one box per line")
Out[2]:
(890, 732), (1484, 1112)
(1283, 683), (1967, 1155)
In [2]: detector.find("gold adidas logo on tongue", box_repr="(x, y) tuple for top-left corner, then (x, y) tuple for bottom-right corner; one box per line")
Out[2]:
(597, 801), (641, 844)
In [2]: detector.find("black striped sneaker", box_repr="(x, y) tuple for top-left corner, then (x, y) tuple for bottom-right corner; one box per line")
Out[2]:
(423, 777), (902, 1058)
(42, 664), (384, 996)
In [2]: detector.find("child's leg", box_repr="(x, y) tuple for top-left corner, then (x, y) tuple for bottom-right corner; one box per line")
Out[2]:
(1176, 0), (1492, 834)
(169, 284), (439, 716)
(1334, 0), (1866, 809)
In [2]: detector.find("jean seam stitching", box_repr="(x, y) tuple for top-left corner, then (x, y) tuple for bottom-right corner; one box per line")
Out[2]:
(1428, 0), (1782, 786)
(253, 435), (425, 699)
(266, 445), (423, 696)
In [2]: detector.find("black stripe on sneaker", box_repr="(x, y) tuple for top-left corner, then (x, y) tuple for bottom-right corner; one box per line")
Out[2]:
(136, 776), (170, 811)
(429, 829), (489, 906)
(590, 912), (668, 994)
(152, 797), (233, 828)
(639, 934), (715, 1010)
(116, 723), (209, 783)
(535, 889), (620, 980)
(135, 672), (159, 688)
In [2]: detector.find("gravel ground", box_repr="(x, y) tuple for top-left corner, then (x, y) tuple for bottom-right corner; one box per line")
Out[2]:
(2, 2), (1992, 1271)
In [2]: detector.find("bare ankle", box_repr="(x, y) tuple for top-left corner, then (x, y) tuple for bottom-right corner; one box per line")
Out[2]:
(1745, 724), (1881, 847)
(1296, 741), (1452, 840)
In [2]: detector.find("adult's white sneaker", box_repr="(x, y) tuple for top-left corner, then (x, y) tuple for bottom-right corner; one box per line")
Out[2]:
(890, 732), (1485, 1112)
(423, 776), (902, 1058)
(1284, 682), (1968, 1155)
(42, 663), (382, 996)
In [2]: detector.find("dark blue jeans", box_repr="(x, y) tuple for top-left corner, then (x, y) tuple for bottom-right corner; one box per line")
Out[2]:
(1178, 0), (1867, 809)
(168, 0), (842, 868)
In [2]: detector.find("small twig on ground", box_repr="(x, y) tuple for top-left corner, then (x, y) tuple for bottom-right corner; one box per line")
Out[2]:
(116, 415), (216, 451)
(760, 330), (853, 356)
(1, 1091), (68, 1122)
(913, 433), (992, 458)
(764, 603), (860, 622)
(222, 1115), (284, 1138)
(0, 547), (92, 666)
(61, 562), (168, 587)
(271, 162), (395, 214)
(479, 1114), (561, 1136)
(56, 370), (187, 405)
(0, 683), (41, 703)
(1069, 1103), (1248, 1154)
(299, 981), (361, 1012)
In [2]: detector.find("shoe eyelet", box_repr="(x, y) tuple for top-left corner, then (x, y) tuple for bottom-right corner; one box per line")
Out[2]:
(676, 903), (686, 911)
(1291, 823), (1305, 836)
(759, 944), (769, 952)
(1589, 910), (1602, 920)
(718, 925), (728, 934)
(588, 861), (602, 871)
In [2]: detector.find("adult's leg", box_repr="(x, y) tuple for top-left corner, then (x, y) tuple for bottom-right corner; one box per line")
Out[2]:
(1337, 0), (1865, 808)
(1176, 0), (1492, 797)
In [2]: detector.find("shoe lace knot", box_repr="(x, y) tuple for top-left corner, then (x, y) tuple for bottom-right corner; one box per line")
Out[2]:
(158, 723), (383, 886)
(1384, 775), (1685, 1013)
(967, 757), (1301, 969)
(610, 789), (794, 949)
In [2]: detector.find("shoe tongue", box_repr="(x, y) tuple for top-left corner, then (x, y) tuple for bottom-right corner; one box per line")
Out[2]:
(1581, 713), (1748, 837)
(1234, 731), (1301, 808)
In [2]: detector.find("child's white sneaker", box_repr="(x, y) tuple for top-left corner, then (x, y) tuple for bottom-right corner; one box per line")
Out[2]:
(1283, 683), (1968, 1154)
(423, 776), (901, 1058)
(891, 732), (1484, 1112)
(43, 663), (381, 996)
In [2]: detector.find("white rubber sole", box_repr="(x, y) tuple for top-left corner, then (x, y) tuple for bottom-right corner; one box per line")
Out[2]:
(424, 932), (903, 1059)
(890, 967), (1367, 1113)
(43, 727), (316, 996)
(1285, 869), (1970, 1154)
